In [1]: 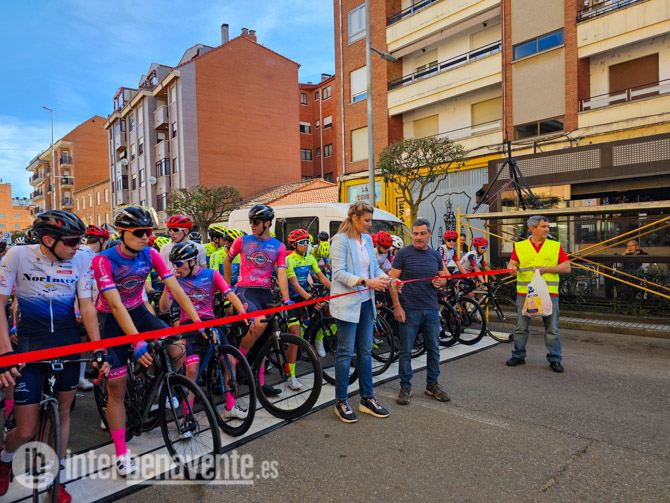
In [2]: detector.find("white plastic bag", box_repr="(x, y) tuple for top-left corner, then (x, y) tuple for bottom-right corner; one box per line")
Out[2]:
(522, 269), (553, 317)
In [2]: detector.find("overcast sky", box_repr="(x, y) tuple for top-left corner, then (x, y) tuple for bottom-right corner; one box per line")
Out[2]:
(0, 0), (335, 198)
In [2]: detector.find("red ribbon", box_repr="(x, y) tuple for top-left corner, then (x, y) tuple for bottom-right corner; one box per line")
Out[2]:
(0, 268), (513, 368)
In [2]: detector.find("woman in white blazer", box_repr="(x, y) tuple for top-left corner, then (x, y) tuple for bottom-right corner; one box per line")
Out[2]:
(330, 202), (401, 423)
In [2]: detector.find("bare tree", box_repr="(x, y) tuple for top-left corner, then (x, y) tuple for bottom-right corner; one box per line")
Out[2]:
(377, 136), (465, 220)
(167, 185), (242, 242)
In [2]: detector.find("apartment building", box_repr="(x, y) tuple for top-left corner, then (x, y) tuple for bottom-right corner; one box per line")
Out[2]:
(26, 116), (108, 215)
(74, 178), (112, 227)
(103, 26), (301, 227)
(0, 183), (33, 236)
(299, 74), (337, 182)
(335, 0), (670, 248)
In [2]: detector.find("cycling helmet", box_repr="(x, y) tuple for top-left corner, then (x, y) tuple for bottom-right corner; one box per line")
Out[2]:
(25, 228), (40, 245)
(208, 224), (227, 238)
(114, 206), (155, 229)
(316, 241), (330, 258)
(14, 236), (25, 245)
(376, 231), (393, 248)
(472, 237), (488, 247)
(248, 204), (274, 222)
(270, 231), (276, 238)
(189, 231), (202, 243)
(318, 231), (329, 242)
(391, 235), (404, 250)
(288, 228), (310, 244)
(308, 234), (314, 244)
(86, 224), (110, 239)
(371, 232), (378, 246)
(443, 230), (458, 241)
(0, 239), (6, 253)
(166, 214), (193, 230)
(154, 236), (171, 249)
(105, 239), (121, 250)
(224, 229), (244, 242)
(148, 235), (156, 247)
(169, 242), (199, 263)
(33, 210), (87, 238)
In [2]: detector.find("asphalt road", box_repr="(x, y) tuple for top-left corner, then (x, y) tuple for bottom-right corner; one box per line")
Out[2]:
(107, 326), (670, 503)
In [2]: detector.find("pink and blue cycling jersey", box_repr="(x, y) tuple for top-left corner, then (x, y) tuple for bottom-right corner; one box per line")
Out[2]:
(92, 245), (173, 312)
(167, 268), (232, 324)
(227, 235), (286, 289)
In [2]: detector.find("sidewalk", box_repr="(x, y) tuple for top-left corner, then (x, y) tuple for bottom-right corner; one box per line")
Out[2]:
(557, 310), (670, 338)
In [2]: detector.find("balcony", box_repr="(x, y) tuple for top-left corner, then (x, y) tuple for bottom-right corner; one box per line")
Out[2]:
(419, 119), (503, 152)
(386, 0), (500, 54)
(155, 140), (170, 161)
(578, 79), (670, 128)
(154, 105), (169, 129)
(30, 172), (44, 185)
(59, 156), (72, 166)
(577, 0), (670, 58)
(114, 132), (127, 151)
(46, 185), (53, 193)
(61, 198), (74, 209)
(60, 177), (74, 187)
(33, 190), (45, 201)
(388, 43), (502, 116)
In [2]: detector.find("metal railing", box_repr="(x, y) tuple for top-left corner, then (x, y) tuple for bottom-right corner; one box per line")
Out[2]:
(59, 156), (72, 165)
(579, 79), (670, 112)
(577, 0), (647, 22)
(61, 198), (73, 207)
(387, 0), (442, 25)
(424, 119), (502, 142)
(60, 177), (74, 186)
(388, 41), (501, 90)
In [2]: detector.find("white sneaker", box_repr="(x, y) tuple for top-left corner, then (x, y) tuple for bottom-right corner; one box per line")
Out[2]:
(287, 376), (302, 391)
(100, 419), (107, 431)
(315, 339), (326, 358)
(115, 453), (137, 477)
(165, 395), (179, 409)
(78, 377), (93, 391)
(223, 405), (248, 419)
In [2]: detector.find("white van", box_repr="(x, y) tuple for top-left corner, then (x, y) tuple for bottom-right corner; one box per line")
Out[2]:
(226, 203), (411, 245)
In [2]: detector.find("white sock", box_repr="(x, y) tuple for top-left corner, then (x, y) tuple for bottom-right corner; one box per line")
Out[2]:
(0, 449), (14, 463)
(80, 361), (86, 379)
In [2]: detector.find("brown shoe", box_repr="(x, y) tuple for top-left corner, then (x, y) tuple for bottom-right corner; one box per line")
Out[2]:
(425, 383), (450, 402)
(396, 386), (411, 405)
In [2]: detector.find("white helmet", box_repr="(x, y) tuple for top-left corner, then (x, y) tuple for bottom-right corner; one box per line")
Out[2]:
(391, 235), (403, 250)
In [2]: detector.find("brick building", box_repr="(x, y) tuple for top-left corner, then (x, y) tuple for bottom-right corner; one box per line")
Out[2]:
(299, 74), (337, 181)
(103, 25), (301, 227)
(74, 178), (113, 227)
(0, 183), (33, 236)
(26, 116), (108, 215)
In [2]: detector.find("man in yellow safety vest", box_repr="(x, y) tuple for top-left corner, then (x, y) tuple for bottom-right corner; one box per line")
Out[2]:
(507, 215), (571, 373)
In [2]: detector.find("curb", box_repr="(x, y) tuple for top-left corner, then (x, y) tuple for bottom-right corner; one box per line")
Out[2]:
(558, 319), (670, 339)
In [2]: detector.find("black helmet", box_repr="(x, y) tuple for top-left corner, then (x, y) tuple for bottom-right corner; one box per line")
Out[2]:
(169, 242), (199, 262)
(14, 236), (25, 245)
(248, 204), (274, 222)
(188, 231), (202, 243)
(33, 210), (86, 238)
(114, 206), (155, 229)
(0, 239), (6, 253)
(318, 231), (329, 241)
(105, 239), (121, 250)
(25, 228), (40, 244)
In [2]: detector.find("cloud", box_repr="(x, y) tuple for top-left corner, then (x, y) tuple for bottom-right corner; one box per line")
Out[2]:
(0, 116), (78, 198)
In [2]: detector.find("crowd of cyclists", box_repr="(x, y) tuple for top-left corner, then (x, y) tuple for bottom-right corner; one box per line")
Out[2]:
(0, 201), (496, 502)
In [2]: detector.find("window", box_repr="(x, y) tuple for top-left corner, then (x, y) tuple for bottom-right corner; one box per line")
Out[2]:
(351, 127), (368, 162)
(76, 199), (80, 210)
(96, 191), (100, 205)
(132, 175), (137, 190)
(316, 147), (321, 157)
(97, 214), (101, 226)
(129, 113), (135, 132)
(324, 144), (333, 157)
(116, 175), (128, 190)
(471, 97), (503, 126)
(413, 116), (439, 138)
(89, 194), (92, 207)
(301, 92), (308, 105)
(170, 85), (176, 104)
(348, 4), (366, 44)
(137, 104), (143, 124)
(301, 148), (313, 161)
(14, 214), (19, 219)
(316, 120), (320, 129)
(415, 50), (438, 79)
(157, 159), (171, 176)
(514, 118), (564, 139)
(350, 67), (367, 103)
(138, 138), (144, 156)
(157, 193), (167, 212)
(315, 91), (319, 101)
(82, 197), (86, 210)
(324, 172), (333, 183)
(323, 116), (333, 129)
(14, 225), (20, 230)
(105, 188), (109, 202)
(609, 54), (659, 97)
(171, 122), (178, 138)
(300, 122), (311, 134)
(139, 169), (145, 187)
(513, 29), (564, 60)
(275, 216), (320, 245)
(130, 143), (136, 161)
(322, 86), (332, 100)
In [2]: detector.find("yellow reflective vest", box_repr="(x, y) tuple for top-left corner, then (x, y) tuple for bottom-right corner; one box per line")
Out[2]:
(514, 238), (561, 294)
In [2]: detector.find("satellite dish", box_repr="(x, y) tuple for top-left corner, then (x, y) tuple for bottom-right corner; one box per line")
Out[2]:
(149, 176), (157, 185)
(120, 158), (129, 166)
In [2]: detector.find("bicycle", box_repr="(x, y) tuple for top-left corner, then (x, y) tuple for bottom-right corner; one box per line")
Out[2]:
(93, 334), (221, 479)
(473, 280), (517, 343)
(441, 280), (487, 345)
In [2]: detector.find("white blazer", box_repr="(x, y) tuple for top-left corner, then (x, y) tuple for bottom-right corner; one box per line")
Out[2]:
(329, 232), (386, 323)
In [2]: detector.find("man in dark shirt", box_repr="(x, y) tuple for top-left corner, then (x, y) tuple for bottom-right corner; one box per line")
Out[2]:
(389, 218), (450, 405)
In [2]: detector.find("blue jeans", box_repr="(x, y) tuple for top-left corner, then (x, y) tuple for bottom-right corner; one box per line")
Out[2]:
(512, 296), (561, 362)
(398, 308), (441, 388)
(334, 300), (374, 402)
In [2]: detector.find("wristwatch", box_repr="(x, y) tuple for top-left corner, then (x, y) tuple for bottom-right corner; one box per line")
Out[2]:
(360, 279), (367, 286)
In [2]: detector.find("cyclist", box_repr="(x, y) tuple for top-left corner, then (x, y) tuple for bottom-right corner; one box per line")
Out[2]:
(0, 210), (106, 502)
(159, 242), (249, 419)
(189, 231), (202, 244)
(285, 229), (332, 376)
(314, 240), (332, 276)
(92, 206), (205, 477)
(375, 231), (393, 273)
(459, 237), (491, 298)
(204, 224), (227, 267)
(211, 229), (244, 285)
(0, 238), (7, 265)
(224, 205), (291, 395)
(161, 214), (206, 272)
(390, 235), (404, 260)
(439, 230), (468, 275)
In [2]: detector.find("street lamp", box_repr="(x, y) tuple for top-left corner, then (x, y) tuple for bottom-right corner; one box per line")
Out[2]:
(365, 0), (397, 207)
(42, 106), (55, 210)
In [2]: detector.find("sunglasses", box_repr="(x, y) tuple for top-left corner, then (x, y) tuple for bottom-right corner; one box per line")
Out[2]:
(127, 228), (153, 238)
(249, 219), (263, 226)
(168, 227), (185, 233)
(296, 239), (309, 245)
(60, 237), (82, 248)
(477, 246), (488, 250)
(445, 239), (456, 243)
(172, 260), (187, 267)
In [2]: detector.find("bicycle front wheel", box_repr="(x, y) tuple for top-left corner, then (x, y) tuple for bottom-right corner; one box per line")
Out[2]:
(308, 316), (357, 386)
(34, 399), (61, 503)
(438, 300), (460, 347)
(455, 297), (486, 345)
(371, 315), (395, 376)
(486, 296), (517, 343)
(255, 334), (322, 420)
(206, 344), (256, 437)
(159, 374), (222, 480)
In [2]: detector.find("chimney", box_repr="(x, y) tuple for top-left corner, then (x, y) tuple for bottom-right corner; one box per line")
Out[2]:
(241, 28), (249, 35)
(221, 23), (229, 45)
(249, 29), (256, 41)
